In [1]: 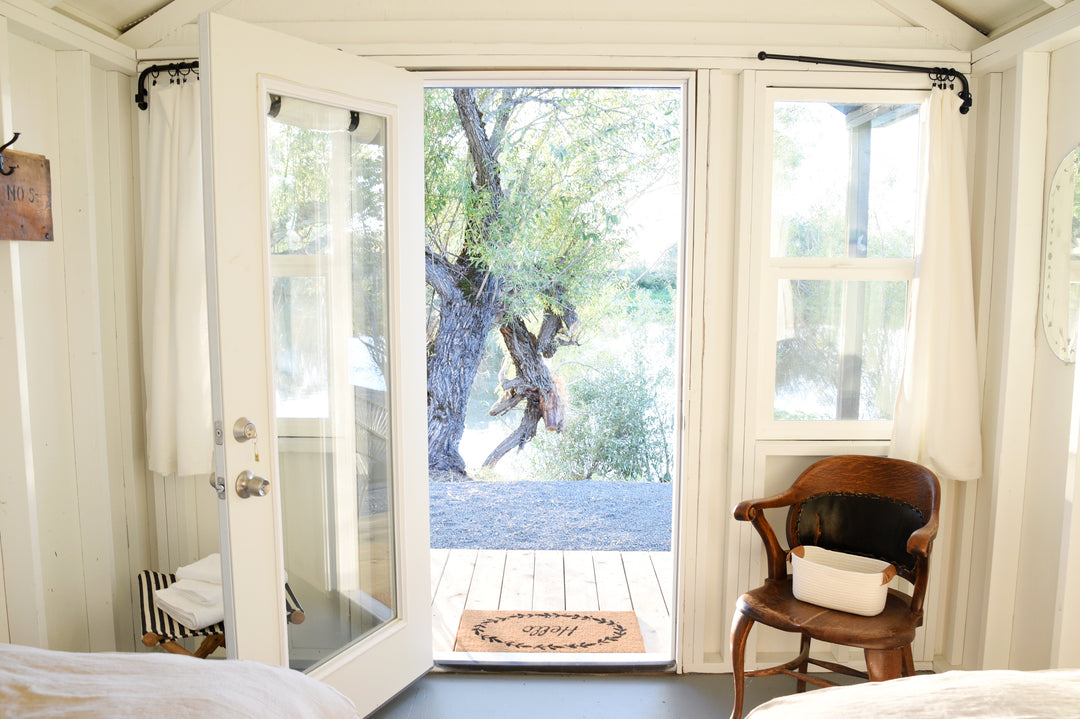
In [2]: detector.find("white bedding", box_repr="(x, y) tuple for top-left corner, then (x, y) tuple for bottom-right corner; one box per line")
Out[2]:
(0, 642), (361, 719)
(747, 669), (1080, 718)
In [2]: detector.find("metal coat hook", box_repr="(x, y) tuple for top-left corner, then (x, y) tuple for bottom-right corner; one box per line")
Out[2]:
(0, 132), (19, 176)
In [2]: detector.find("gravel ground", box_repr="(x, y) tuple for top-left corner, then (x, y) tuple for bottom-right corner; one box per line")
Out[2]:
(429, 480), (672, 551)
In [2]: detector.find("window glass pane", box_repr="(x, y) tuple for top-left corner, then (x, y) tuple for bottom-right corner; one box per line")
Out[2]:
(771, 101), (921, 259)
(272, 276), (329, 419)
(267, 115), (333, 256)
(775, 279), (907, 421)
(265, 94), (395, 671)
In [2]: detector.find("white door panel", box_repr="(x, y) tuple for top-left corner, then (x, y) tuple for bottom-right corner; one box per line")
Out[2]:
(200, 13), (429, 713)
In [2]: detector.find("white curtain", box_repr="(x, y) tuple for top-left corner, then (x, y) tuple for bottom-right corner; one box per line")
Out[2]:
(140, 81), (214, 476)
(889, 87), (982, 482)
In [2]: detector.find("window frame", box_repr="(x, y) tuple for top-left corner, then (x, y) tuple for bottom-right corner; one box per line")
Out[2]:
(750, 83), (929, 441)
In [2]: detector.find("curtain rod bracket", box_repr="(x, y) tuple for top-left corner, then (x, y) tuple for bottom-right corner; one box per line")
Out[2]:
(136, 61), (200, 111)
(757, 51), (971, 114)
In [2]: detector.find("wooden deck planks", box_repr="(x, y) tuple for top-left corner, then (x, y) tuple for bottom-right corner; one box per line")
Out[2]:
(622, 551), (670, 653)
(499, 550), (535, 609)
(431, 549), (673, 657)
(593, 551), (633, 611)
(465, 550), (506, 610)
(532, 550), (565, 610)
(651, 551), (673, 614)
(431, 549), (477, 654)
(563, 551), (600, 610)
(429, 548), (450, 599)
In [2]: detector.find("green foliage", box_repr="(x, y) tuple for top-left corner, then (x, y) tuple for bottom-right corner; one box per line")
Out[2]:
(524, 268), (677, 483)
(425, 87), (682, 478)
(266, 123), (333, 255)
(530, 347), (674, 483)
(424, 87), (681, 323)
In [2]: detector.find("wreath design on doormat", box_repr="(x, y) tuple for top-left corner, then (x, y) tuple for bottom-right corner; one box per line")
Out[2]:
(468, 611), (629, 651)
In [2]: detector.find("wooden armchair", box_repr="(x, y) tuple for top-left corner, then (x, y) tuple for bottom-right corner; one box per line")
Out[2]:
(729, 455), (940, 719)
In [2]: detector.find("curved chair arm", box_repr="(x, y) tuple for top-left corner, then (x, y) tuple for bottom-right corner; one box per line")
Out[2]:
(906, 514), (939, 556)
(734, 495), (796, 581)
(905, 513), (938, 617)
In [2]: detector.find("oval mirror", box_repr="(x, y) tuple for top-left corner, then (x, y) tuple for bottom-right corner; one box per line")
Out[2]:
(1042, 145), (1080, 362)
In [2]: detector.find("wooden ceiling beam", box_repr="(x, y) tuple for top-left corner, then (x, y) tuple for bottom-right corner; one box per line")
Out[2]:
(873, 0), (987, 50)
(118, 0), (227, 49)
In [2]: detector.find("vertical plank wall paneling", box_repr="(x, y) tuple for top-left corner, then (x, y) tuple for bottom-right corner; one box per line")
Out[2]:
(0, 16), (48, 648)
(56, 48), (119, 652)
(1, 26), (147, 653)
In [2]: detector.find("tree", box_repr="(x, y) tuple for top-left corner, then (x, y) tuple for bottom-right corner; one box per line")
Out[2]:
(425, 87), (680, 479)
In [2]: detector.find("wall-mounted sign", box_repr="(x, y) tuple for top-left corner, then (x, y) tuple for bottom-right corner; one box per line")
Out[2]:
(1, 150), (53, 242)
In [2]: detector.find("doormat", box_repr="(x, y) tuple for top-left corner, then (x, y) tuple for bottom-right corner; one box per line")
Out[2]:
(454, 610), (645, 653)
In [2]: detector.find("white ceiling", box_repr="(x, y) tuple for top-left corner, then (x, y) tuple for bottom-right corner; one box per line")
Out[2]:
(37, 0), (1072, 47)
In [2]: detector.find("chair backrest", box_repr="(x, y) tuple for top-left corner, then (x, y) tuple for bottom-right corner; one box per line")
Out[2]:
(783, 455), (939, 584)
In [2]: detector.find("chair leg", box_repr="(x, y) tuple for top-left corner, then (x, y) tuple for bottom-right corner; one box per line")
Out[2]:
(864, 648), (904, 682)
(901, 644), (915, 677)
(158, 639), (196, 657)
(796, 634), (811, 693)
(730, 610), (755, 719)
(194, 634), (226, 658)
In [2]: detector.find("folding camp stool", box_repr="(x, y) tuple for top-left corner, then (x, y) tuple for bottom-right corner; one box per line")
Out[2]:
(138, 569), (305, 658)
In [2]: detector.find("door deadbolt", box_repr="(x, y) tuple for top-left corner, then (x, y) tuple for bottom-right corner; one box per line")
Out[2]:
(233, 417), (257, 442)
(236, 470), (270, 498)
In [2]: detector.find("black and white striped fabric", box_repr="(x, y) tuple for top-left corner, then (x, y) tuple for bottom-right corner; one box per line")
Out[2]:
(138, 570), (305, 640)
(138, 570), (224, 640)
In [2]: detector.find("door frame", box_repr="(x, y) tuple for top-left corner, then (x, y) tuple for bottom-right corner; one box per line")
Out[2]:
(420, 70), (699, 672)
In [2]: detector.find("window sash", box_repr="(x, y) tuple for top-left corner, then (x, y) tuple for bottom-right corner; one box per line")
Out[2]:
(752, 85), (927, 441)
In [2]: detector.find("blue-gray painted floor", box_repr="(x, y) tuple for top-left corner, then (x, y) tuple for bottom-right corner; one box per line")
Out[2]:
(368, 670), (838, 719)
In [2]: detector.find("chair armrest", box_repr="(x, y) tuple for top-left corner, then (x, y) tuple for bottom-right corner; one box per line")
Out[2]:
(906, 514), (939, 556)
(733, 494), (797, 581)
(906, 513), (939, 616)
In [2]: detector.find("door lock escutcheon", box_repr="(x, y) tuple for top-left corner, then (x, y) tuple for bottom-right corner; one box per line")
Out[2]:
(233, 417), (257, 442)
(236, 470), (270, 498)
(233, 417), (260, 461)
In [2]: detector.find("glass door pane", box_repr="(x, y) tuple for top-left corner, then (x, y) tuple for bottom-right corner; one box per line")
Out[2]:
(264, 92), (396, 670)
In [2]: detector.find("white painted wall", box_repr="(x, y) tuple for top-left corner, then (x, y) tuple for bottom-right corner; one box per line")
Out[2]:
(0, 20), (147, 651)
(1043, 39), (1080, 669)
(1010, 38), (1080, 670)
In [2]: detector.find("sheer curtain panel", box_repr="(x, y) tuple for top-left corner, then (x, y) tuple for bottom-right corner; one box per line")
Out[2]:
(889, 87), (982, 482)
(140, 81), (213, 476)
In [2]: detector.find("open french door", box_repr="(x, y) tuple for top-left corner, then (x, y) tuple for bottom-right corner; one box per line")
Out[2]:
(199, 12), (430, 714)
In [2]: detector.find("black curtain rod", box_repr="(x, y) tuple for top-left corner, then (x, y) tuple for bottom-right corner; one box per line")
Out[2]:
(757, 51), (972, 114)
(135, 61), (199, 111)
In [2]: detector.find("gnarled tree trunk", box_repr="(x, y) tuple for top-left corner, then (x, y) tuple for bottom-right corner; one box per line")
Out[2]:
(482, 305), (576, 469)
(426, 89), (504, 479)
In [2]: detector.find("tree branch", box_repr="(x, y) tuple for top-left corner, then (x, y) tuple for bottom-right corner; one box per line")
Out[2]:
(482, 397), (543, 468)
(425, 249), (462, 303)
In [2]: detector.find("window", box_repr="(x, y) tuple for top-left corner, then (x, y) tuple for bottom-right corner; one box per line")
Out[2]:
(755, 89), (926, 439)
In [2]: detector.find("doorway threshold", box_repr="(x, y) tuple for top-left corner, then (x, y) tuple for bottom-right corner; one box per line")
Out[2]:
(431, 548), (674, 667)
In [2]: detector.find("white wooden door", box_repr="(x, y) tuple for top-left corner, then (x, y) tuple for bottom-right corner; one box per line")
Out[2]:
(199, 13), (430, 713)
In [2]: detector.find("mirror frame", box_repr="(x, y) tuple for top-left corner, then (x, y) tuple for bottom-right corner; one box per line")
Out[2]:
(1041, 145), (1080, 363)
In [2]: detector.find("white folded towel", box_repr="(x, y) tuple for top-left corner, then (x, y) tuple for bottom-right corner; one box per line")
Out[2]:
(169, 579), (222, 606)
(154, 583), (224, 630)
(176, 553), (222, 584)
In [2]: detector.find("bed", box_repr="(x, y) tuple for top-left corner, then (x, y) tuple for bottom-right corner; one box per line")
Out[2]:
(0, 642), (361, 718)
(746, 669), (1080, 718)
